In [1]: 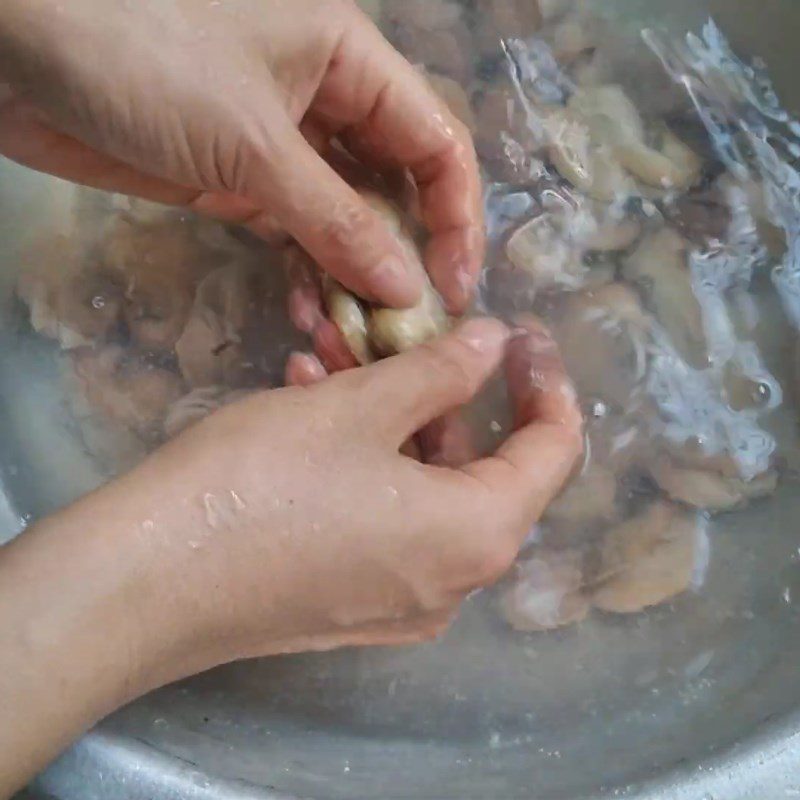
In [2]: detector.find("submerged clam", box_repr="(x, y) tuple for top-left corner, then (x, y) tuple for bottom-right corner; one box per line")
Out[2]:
(17, 237), (125, 350)
(592, 502), (702, 614)
(102, 217), (214, 351)
(547, 85), (701, 199)
(175, 263), (259, 388)
(69, 345), (184, 441)
(501, 548), (590, 632)
(623, 227), (707, 367)
(320, 190), (450, 362)
(648, 452), (778, 512)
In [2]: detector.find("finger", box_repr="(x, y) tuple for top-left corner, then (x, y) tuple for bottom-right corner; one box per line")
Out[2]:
(418, 411), (477, 468)
(231, 108), (423, 309)
(285, 353), (328, 387)
(284, 246), (359, 372)
(313, 320), (359, 373)
(355, 317), (508, 443)
(462, 320), (584, 529)
(311, 21), (484, 314)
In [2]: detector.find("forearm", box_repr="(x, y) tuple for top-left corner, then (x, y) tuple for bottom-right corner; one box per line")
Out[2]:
(0, 479), (190, 797)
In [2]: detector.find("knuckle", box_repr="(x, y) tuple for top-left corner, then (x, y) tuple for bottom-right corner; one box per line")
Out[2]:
(320, 200), (373, 253)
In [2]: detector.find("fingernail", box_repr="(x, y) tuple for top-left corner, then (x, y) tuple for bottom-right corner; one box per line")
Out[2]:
(456, 317), (509, 354)
(373, 256), (422, 307)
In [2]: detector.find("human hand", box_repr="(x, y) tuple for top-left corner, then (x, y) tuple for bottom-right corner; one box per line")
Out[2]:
(0, 0), (483, 313)
(0, 318), (580, 793)
(103, 318), (582, 666)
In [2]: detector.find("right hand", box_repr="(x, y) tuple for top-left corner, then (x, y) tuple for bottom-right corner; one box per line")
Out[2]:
(84, 318), (582, 674)
(0, 0), (482, 312)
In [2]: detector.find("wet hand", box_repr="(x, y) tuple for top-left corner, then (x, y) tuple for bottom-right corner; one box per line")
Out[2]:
(101, 319), (582, 670)
(0, 0), (483, 313)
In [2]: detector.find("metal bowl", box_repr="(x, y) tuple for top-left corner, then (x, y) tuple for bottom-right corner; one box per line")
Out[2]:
(3, 1), (800, 798)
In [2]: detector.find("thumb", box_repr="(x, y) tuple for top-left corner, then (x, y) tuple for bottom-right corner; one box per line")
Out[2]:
(235, 112), (423, 309)
(357, 318), (509, 444)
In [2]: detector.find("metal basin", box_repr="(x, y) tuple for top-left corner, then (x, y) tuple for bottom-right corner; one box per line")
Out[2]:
(3, 1), (800, 798)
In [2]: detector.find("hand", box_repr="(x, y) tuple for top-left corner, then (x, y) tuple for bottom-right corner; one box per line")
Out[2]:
(0, 0), (483, 313)
(118, 318), (583, 661)
(0, 318), (581, 793)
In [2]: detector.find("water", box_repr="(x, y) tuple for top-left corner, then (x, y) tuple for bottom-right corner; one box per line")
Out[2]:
(5, 2), (800, 797)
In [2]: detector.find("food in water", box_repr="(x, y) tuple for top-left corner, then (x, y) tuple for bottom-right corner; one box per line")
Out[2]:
(554, 283), (650, 407)
(68, 345), (184, 442)
(17, 237), (124, 349)
(473, 0), (542, 58)
(425, 72), (476, 131)
(315, 189), (450, 362)
(648, 453), (778, 512)
(322, 278), (374, 366)
(592, 502), (701, 614)
(14, 2), (793, 634)
(175, 263), (258, 388)
(102, 217), (213, 351)
(545, 464), (618, 525)
(623, 227), (707, 367)
(501, 548), (590, 631)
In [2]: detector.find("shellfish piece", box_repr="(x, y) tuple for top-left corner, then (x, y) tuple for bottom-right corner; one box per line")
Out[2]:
(102, 217), (214, 351)
(554, 283), (651, 407)
(17, 236), (124, 349)
(592, 502), (700, 614)
(473, 0), (542, 58)
(501, 548), (590, 632)
(616, 127), (702, 191)
(648, 454), (778, 512)
(425, 72), (476, 131)
(322, 279), (374, 366)
(545, 464), (618, 525)
(175, 263), (257, 388)
(369, 280), (450, 355)
(622, 227), (707, 367)
(545, 107), (634, 201)
(69, 345), (184, 440)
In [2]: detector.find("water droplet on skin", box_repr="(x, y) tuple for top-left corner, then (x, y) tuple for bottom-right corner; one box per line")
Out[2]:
(91, 295), (106, 310)
(229, 490), (246, 510)
(204, 493), (221, 529)
(490, 420), (502, 434)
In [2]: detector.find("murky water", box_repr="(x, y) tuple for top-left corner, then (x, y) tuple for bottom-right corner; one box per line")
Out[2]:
(6, 2), (800, 798)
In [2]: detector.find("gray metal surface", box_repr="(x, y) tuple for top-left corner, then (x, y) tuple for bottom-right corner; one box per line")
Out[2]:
(3, 1), (800, 798)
